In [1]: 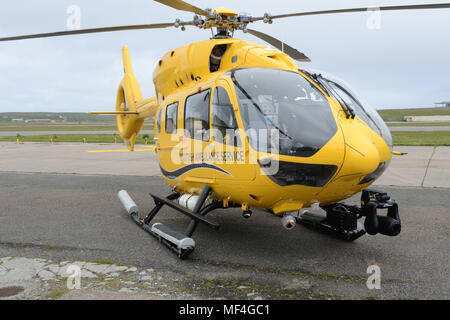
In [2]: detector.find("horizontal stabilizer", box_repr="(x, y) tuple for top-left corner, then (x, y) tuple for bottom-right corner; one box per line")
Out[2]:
(89, 111), (138, 115)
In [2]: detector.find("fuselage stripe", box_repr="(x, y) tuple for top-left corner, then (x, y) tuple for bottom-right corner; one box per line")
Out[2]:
(159, 163), (232, 179)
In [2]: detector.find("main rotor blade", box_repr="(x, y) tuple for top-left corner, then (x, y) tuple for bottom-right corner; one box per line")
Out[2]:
(247, 28), (311, 62)
(0, 23), (174, 42)
(154, 0), (208, 16)
(255, 3), (450, 21)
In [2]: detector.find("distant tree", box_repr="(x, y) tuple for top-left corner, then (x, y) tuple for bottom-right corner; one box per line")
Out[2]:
(142, 134), (150, 144)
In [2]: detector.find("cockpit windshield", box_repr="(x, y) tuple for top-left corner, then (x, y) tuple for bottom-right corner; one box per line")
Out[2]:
(228, 68), (337, 157)
(302, 68), (393, 150)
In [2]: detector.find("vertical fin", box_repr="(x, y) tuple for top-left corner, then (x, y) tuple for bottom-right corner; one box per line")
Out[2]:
(122, 46), (134, 75)
(122, 46), (143, 102)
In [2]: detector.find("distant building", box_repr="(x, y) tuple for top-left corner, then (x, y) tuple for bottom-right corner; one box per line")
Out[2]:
(24, 119), (58, 123)
(11, 118), (24, 123)
(404, 115), (450, 122)
(435, 101), (450, 108)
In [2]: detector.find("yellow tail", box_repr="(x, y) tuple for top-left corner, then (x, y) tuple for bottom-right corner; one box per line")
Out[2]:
(91, 46), (158, 151)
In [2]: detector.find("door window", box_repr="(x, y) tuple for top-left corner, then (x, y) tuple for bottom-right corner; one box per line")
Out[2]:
(184, 89), (211, 141)
(165, 102), (178, 134)
(212, 86), (240, 146)
(156, 108), (162, 133)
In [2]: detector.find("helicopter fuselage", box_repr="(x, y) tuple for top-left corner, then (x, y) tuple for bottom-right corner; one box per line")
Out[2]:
(150, 38), (392, 214)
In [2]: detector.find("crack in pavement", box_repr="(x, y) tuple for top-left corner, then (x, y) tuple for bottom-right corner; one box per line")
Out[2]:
(421, 146), (437, 187)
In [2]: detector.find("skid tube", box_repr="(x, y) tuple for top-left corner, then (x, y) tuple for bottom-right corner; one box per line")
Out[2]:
(296, 188), (401, 241)
(118, 186), (235, 259)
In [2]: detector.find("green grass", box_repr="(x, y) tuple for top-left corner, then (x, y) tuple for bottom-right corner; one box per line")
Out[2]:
(392, 131), (450, 146)
(4, 131), (449, 147)
(0, 112), (116, 123)
(0, 123), (153, 132)
(387, 122), (450, 127)
(1, 134), (154, 144)
(88, 259), (115, 265)
(3, 110), (450, 147)
(378, 107), (450, 122)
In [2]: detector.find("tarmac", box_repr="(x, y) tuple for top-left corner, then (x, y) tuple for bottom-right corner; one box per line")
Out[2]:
(0, 142), (161, 177)
(0, 142), (449, 188)
(0, 142), (449, 300)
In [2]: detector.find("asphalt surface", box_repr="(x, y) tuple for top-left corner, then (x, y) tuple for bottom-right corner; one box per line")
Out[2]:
(0, 171), (448, 299)
(1, 143), (449, 188)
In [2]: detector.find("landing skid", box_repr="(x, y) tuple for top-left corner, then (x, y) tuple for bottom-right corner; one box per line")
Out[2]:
(296, 211), (366, 242)
(297, 188), (401, 241)
(118, 186), (224, 259)
(118, 187), (401, 258)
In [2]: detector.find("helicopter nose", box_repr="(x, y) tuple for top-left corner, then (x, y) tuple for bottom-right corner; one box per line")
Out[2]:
(344, 132), (381, 177)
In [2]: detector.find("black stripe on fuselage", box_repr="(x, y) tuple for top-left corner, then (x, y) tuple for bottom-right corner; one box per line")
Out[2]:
(159, 163), (232, 179)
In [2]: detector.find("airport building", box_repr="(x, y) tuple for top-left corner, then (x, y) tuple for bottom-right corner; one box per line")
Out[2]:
(24, 119), (58, 123)
(435, 101), (450, 108)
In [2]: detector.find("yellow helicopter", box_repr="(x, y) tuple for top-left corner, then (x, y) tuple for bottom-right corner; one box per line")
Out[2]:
(3, 1), (449, 258)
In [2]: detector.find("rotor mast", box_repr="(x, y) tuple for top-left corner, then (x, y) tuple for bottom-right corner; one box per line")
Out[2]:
(174, 7), (253, 38)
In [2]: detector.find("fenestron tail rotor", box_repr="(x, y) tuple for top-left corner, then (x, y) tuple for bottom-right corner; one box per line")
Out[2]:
(1, 1), (449, 63)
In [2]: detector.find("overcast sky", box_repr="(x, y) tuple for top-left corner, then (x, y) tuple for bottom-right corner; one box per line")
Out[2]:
(1, 0), (449, 112)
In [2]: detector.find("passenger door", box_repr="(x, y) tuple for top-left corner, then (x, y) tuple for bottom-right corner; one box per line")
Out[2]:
(175, 88), (218, 183)
(208, 80), (255, 182)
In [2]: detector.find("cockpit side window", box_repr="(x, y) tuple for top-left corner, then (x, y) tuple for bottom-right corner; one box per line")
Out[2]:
(184, 89), (211, 141)
(326, 81), (379, 131)
(165, 102), (178, 134)
(156, 107), (162, 133)
(324, 79), (393, 149)
(212, 86), (241, 147)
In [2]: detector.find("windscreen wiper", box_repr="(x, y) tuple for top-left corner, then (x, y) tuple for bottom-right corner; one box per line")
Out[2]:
(316, 75), (355, 119)
(300, 69), (331, 97)
(300, 69), (355, 119)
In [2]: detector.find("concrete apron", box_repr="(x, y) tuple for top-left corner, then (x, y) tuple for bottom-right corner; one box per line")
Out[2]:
(0, 142), (449, 188)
